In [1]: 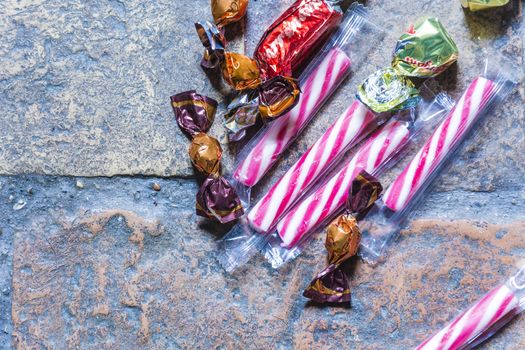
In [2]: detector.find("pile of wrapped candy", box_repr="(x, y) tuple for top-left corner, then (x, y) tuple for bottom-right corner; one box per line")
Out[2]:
(171, 0), (520, 348)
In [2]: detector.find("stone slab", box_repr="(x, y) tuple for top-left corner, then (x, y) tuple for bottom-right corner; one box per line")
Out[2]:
(0, 0), (522, 180)
(3, 176), (524, 349)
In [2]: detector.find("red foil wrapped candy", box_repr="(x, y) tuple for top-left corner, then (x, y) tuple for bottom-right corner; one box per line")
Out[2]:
(254, 0), (343, 80)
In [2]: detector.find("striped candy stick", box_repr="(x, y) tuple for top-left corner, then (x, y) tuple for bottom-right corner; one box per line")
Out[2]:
(233, 47), (352, 187)
(416, 284), (519, 350)
(276, 118), (411, 248)
(383, 77), (496, 213)
(247, 100), (376, 233)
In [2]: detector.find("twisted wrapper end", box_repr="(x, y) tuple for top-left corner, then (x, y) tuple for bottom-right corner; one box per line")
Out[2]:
(195, 21), (226, 69)
(303, 170), (383, 304)
(196, 176), (244, 224)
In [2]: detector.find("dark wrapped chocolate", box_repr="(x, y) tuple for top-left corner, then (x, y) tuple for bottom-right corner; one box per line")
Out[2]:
(258, 76), (301, 119)
(211, 0), (249, 28)
(347, 170), (383, 219)
(171, 90), (244, 225)
(303, 264), (350, 303)
(222, 52), (262, 91)
(254, 0), (343, 80)
(224, 91), (260, 142)
(171, 90), (217, 136)
(196, 176), (245, 223)
(188, 133), (222, 176)
(303, 214), (359, 303)
(195, 21), (226, 69)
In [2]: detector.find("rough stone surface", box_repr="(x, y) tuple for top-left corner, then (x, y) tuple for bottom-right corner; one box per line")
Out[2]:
(0, 0), (522, 180)
(1, 0), (525, 349)
(0, 0), (243, 177)
(2, 176), (525, 349)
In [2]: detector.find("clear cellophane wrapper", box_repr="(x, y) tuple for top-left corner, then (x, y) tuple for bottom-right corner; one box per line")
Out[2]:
(358, 56), (518, 265)
(416, 261), (525, 350)
(263, 86), (453, 268)
(218, 82), (452, 272)
(229, 3), (384, 208)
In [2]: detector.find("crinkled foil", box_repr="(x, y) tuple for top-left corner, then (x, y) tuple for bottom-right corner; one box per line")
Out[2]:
(303, 214), (359, 303)
(223, 91), (260, 142)
(211, 0), (249, 27)
(195, 21), (226, 69)
(326, 214), (361, 265)
(259, 76), (301, 120)
(254, 0), (343, 80)
(303, 264), (351, 303)
(196, 176), (245, 223)
(171, 90), (217, 136)
(221, 52), (262, 90)
(357, 67), (421, 113)
(188, 133), (222, 176)
(304, 171), (383, 304)
(347, 170), (383, 219)
(460, 0), (509, 11)
(392, 17), (458, 77)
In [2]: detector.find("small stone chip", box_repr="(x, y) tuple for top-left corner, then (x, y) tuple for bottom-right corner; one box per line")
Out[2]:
(152, 183), (161, 191)
(76, 180), (84, 189)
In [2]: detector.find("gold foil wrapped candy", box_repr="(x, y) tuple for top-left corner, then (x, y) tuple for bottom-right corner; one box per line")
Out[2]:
(221, 52), (262, 91)
(171, 91), (244, 224)
(303, 170), (383, 304)
(460, 0), (509, 11)
(326, 215), (361, 265)
(188, 133), (222, 176)
(212, 0), (249, 27)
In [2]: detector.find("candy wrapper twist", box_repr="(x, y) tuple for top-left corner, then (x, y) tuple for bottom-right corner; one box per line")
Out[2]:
(357, 17), (458, 113)
(197, 0), (344, 141)
(303, 171), (382, 304)
(171, 90), (244, 223)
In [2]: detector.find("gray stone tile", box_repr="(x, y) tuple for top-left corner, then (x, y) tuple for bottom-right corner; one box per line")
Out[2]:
(2, 176), (524, 349)
(0, 0), (522, 180)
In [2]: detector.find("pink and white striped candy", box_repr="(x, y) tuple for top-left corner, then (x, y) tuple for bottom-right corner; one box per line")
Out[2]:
(416, 284), (519, 350)
(276, 118), (411, 248)
(383, 77), (496, 213)
(233, 47), (352, 187)
(247, 100), (375, 233)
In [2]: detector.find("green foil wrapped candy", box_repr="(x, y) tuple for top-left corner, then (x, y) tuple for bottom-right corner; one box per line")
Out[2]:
(356, 68), (420, 113)
(392, 17), (458, 78)
(461, 0), (509, 11)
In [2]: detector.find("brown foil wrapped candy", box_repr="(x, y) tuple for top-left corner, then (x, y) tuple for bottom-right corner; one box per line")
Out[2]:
(171, 90), (217, 136)
(188, 133), (222, 176)
(258, 76), (301, 120)
(326, 214), (361, 265)
(304, 170), (383, 304)
(212, 0), (249, 28)
(347, 170), (383, 219)
(171, 90), (244, 224)
(222, 52), (262, 91)
(303, 264), (351, 303)
(196, 176), (244, 223)
(303, 214), (359, 303)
